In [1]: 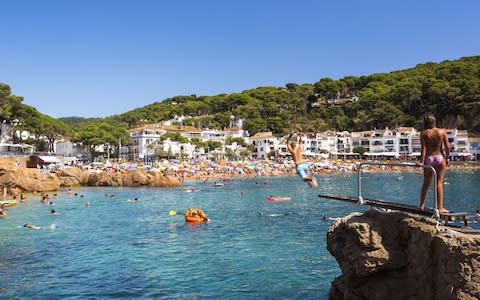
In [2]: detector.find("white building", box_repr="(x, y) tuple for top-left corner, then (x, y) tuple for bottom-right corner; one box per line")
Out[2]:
(127, 124), (165, 161)
(54, 140), (91, 161)
(124, 120), (478, 162)
(153, 140), (200, 159)
(126, 122), (249, 161)
(467, 137), (480, 160)
(351, 130), (372, 155)
(55, 140), (75, 156)
(346, 127), (418, 159)
(223, 127), (249, 140)
(332, 131), (353, 158)
(447, 129), (472, 160)
(250, 132), (278, 160)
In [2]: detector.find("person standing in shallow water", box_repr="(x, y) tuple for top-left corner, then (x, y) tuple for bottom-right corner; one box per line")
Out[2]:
(419, 115), (450, 214)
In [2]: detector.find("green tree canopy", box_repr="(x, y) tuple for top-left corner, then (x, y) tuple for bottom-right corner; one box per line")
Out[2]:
(4, 55), (480, 144)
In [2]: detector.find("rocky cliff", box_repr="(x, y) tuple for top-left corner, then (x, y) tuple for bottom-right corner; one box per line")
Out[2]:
(327, 210), (480, 300)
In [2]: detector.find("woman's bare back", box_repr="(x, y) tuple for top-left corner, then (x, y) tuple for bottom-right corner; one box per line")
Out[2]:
(422, 128), (447, 156)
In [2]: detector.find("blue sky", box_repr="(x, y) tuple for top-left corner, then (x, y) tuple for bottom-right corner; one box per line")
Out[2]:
(1, 0), (479, 118)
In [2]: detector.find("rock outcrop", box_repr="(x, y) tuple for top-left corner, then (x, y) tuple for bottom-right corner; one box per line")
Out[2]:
(0, 158), (60, 192)
(56, 167), (89, 187)
(0, 158), (181, 192)
(327, 210), (480, 300)
(86, 170), (181, 187)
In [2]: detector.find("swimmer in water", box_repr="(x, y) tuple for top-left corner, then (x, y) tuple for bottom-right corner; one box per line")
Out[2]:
(257, 212), (292, 217)
(24, 223), (41, 229)
(322, 215), (341, 222)
(266, 195), (291, 202)
(23, 224), (56, 230)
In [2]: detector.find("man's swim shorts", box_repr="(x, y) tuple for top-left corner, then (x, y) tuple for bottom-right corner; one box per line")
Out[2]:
(296, 162), (309, 179)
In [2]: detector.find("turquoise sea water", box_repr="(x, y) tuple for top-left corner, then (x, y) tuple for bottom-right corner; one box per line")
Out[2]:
(0, 171), (479, 299)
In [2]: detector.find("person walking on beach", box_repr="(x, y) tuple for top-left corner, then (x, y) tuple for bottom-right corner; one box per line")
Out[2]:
(419, 115), (450, 214)
(287, 131), (317, 188)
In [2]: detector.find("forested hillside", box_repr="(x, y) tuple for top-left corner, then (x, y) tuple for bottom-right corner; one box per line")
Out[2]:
(2, 55), (480, 152)
(99, 55), (480, 136)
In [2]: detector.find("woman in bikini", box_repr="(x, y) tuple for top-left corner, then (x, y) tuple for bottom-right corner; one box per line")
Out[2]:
(419, 115), (450, 213)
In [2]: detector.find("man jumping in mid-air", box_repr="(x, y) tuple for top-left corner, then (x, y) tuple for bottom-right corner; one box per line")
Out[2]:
(287, 131), (317, 188)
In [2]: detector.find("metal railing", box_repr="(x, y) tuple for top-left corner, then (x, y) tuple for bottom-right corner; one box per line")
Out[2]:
(357, 162), (438, 213)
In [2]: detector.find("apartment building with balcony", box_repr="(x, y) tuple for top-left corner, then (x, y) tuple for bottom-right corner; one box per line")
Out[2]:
(468, 137), (480, 160)
(447, 129), (472, 160)
(250, 132), (278, 160)
(125, 120), (478, 162)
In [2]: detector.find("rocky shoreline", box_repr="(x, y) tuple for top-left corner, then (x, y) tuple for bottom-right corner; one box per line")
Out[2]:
(0, 158), (181, 192)
(1, 156), (479, 193)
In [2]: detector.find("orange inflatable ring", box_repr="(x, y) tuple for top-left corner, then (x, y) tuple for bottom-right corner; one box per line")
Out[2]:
(185, 215), (207, 223)
(184, 208), (208, 223)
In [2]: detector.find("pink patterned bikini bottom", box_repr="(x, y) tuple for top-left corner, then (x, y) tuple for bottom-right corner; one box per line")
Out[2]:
(425, 155), (444, 167)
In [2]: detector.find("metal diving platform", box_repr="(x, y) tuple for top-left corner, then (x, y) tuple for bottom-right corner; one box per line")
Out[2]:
(318, 162), (470, 227)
